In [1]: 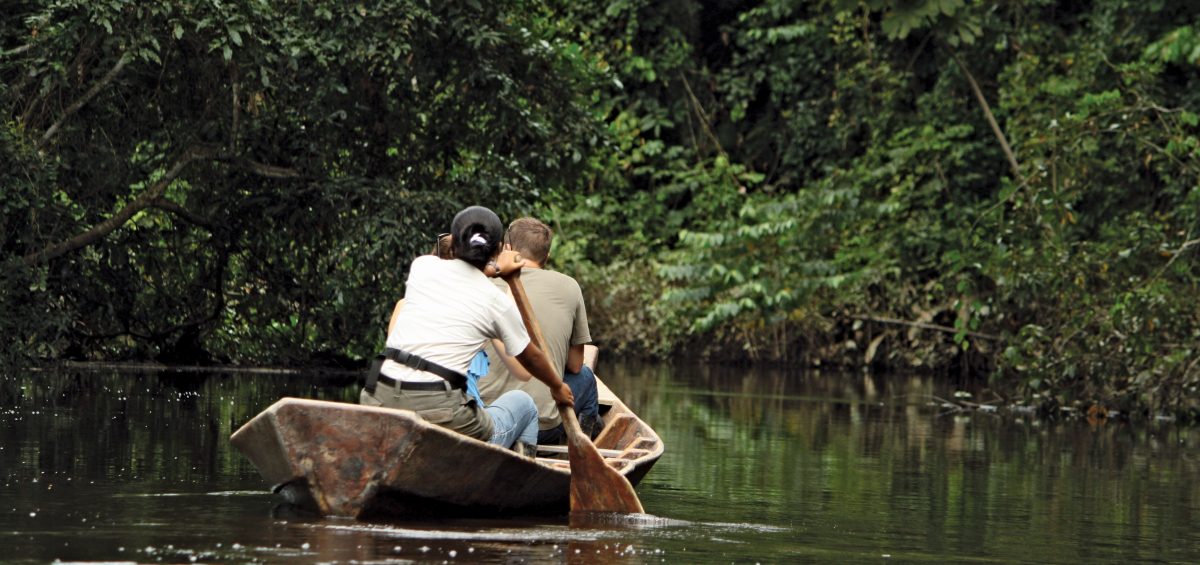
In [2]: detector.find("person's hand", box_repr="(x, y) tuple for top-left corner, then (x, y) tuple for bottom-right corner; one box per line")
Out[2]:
(493, 248), (526, 280)
(551, 381), (575, 408)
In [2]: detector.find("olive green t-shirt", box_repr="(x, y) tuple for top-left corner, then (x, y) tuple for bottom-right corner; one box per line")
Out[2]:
(478, 268), (590, 429)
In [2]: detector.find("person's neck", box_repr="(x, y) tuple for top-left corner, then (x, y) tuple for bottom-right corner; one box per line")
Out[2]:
(524, 260), (543, 270)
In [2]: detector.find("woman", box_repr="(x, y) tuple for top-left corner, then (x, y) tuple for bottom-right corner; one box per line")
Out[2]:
(360, 206), (573, 456)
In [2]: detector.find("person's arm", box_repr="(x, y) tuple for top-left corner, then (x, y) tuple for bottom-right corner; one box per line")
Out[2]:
(386, 299), (405, 336)
(566, 277), (590, 374)
(491, 338), (535, 382)
(513, 343), (573, 407)
(565, 343), (584, 374)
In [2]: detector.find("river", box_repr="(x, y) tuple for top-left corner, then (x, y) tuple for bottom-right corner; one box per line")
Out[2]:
(1, 361), (1197, 563)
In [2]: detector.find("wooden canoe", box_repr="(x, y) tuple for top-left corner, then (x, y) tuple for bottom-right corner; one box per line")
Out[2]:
(229, 367), (662, 520)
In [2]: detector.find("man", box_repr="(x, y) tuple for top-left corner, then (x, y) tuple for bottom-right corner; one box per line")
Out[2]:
(478, 217), (602, 444)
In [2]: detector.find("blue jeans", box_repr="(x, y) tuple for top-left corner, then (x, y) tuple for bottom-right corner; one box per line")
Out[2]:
(537, 365), (600, 445)
(563, 365), (599, 418)
(485, 390), (538, 448)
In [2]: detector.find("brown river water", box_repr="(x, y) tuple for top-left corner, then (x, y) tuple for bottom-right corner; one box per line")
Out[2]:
(1, 360), (1197, 563)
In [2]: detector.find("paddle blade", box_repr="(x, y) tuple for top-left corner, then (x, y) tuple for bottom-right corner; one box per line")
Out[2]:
(564, 410), (644, 514)
(507, 276), (643, 515)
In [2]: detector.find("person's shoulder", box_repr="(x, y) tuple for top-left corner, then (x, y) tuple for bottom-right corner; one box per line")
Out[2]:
(482, 276), (515, 306)
(546, 269), (584, 296)
(411, 255), (440, 269)
(532, 268), (581, 286)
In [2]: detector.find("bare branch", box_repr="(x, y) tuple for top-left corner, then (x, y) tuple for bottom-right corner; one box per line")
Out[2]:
(948, 48), (1024, 184)
(1143, 234), (1200, 287)
(2, 44), (36, 57)
(150, 198), (214, 230)
(38, 52), (131, 150)
(215, 155), (301, 178)
(679, 72), (746, 193)
(17, 146), (217, 268)
(8, 146), (299, 271)
(230, 64), (240, 152)
(850, 314), (1000, 341)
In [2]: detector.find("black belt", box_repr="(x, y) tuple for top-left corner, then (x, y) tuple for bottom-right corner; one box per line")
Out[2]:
(363, 347), (468, 394)
(378, 374), (451, 391)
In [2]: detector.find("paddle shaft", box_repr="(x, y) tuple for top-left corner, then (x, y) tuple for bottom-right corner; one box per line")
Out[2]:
(505, 275), (644, 514)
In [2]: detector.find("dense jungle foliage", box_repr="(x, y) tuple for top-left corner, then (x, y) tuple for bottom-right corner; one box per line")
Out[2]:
(3, 1), (1198, 419)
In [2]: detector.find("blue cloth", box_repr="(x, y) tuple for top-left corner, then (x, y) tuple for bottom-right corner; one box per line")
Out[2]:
(485, 390), (539, 447)
(470, 349), (538, 448)
(465, 350), (488, 406)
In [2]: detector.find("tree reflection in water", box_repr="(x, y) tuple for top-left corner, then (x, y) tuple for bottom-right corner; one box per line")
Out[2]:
(0, 364), (1196, 563)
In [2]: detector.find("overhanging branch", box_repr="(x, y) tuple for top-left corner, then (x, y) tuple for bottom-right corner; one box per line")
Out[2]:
(215, 155), (301, 178)
(947, 47), (1024, 184)
(850, 314), (1000, 341)
(150, 198), (214, 230)
(17, 146), (216, 268)
(2, 44), (35, 57)
(38, 52), (131, 150)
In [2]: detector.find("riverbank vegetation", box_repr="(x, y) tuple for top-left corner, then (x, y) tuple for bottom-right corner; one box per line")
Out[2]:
(3, 1), (1197, 420)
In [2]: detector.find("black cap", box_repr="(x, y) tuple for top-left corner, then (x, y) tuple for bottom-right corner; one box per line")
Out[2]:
(450, 206), (503, 266)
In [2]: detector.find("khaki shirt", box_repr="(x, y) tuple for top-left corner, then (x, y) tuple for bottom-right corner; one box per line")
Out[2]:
(478, 268), (590, 429)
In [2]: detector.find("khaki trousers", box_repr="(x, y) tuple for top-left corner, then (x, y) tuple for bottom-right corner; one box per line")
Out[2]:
(360, 381), (494, 441)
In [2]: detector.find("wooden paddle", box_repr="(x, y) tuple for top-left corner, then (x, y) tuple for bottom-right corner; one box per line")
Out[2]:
(506, 276), (644, 515)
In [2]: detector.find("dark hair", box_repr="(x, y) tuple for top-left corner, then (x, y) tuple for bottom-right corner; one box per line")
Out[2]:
(505, 217), (552, 265)
(450, 206), (504, 269)
(432, 233), (453, 258)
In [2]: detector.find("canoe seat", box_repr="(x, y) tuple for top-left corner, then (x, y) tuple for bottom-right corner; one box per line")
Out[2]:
(536, 458), (571, 470)
(618, 448), (649, 460)
(632, 437), (659, 451)
(535, 444), (624, 458)
(606, 458), (631, 471)
(534, 455), (630, 472)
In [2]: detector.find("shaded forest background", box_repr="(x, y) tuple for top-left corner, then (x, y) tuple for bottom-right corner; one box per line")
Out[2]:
(2, 1), (1197, 419)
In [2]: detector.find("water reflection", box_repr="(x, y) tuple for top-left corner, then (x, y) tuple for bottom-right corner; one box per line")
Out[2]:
(609, 361), (1199, 563)
(1, 363), (1197, 563)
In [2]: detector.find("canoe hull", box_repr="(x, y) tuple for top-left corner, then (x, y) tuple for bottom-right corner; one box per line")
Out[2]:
(231, 392), (662, 519)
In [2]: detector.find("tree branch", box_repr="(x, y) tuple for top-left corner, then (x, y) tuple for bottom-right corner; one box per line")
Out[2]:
(150, 198), (214, 230)
(229, 64), (240, 152)
(17, 146), (216, 268)
(2, 44), (35, 57)
(948, 48), (1024, 184)
(215, 155), (302, 178)
(9, 146), (299, 271)
(1142, 234), (1199, 288)
(850, 314), (1000, 341)
(38, 52), (131, 150)
(679, 72), (746, 193)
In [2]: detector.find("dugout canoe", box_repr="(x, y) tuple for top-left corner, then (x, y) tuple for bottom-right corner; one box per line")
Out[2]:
(229, 368), (662, 519)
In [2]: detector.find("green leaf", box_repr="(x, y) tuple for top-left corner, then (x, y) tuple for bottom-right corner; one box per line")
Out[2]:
(880, 15), (900, 39)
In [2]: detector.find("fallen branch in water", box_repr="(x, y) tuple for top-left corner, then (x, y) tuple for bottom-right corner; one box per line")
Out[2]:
(851, 314), (1000, 341)
(37, 360), (359, 377)
(928, 394), (1003, 415)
